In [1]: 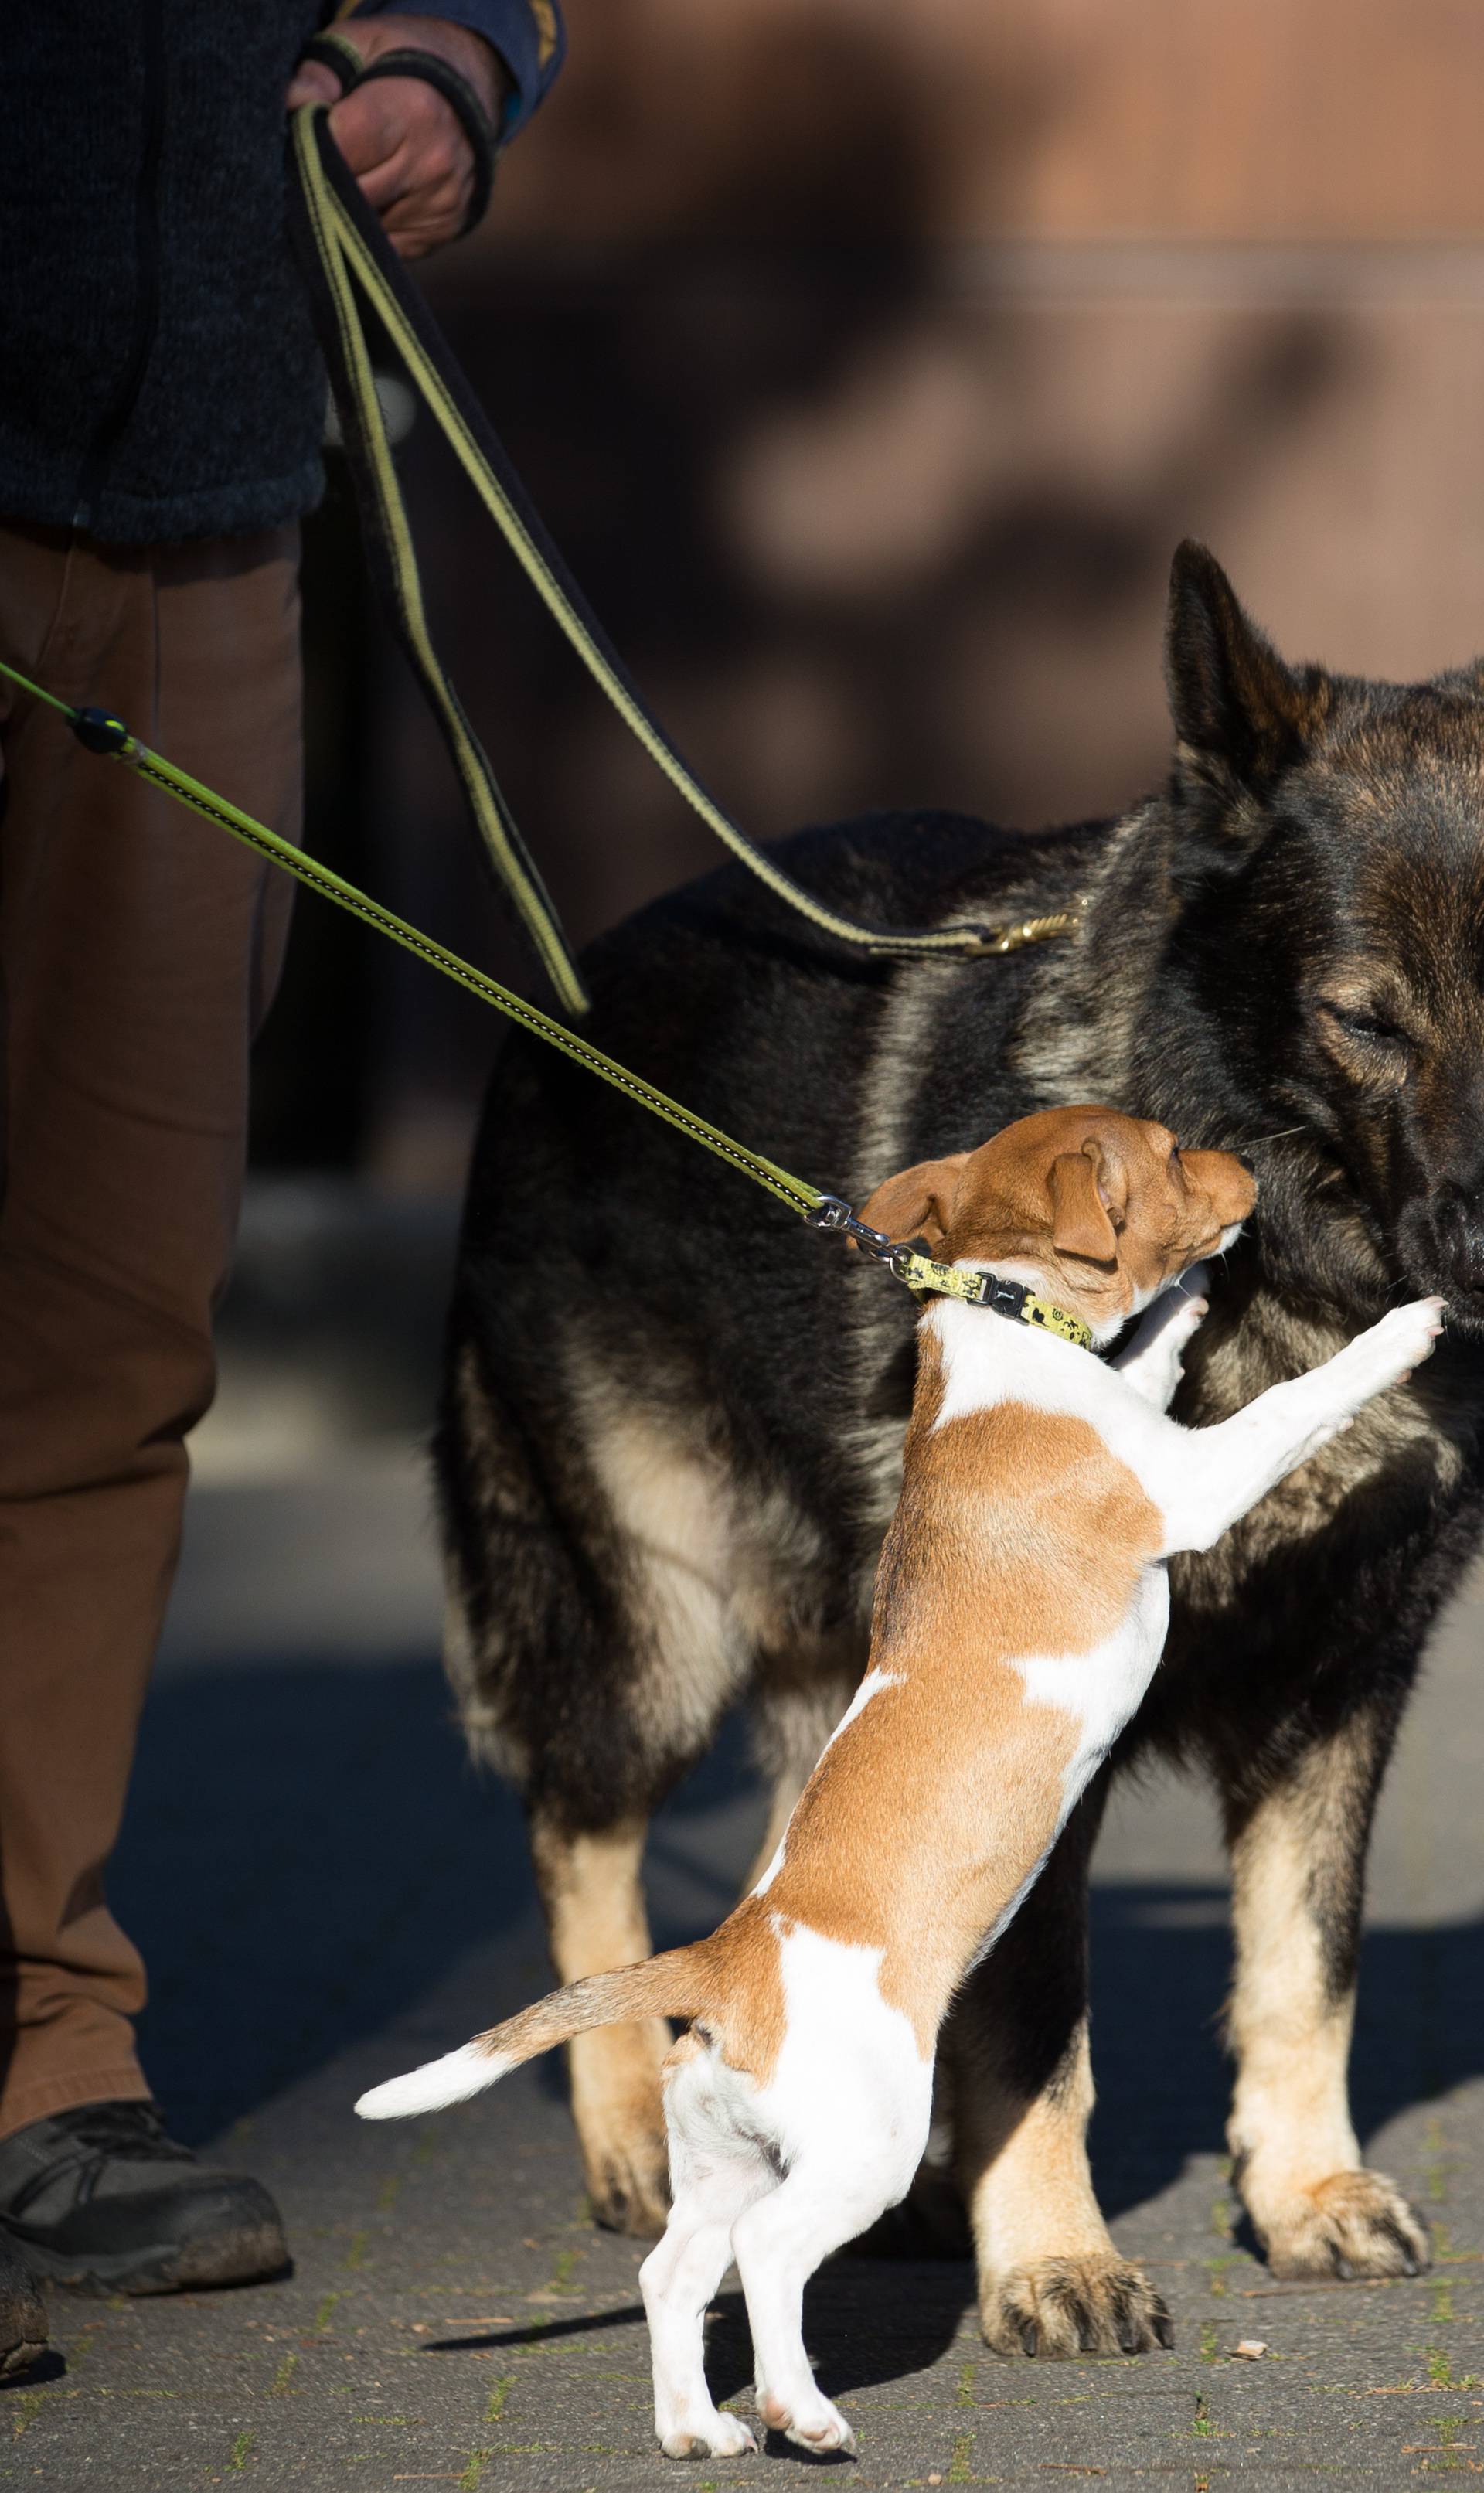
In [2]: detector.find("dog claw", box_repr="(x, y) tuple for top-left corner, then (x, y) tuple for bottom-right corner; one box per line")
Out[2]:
(985, 2257), (1171, 2360)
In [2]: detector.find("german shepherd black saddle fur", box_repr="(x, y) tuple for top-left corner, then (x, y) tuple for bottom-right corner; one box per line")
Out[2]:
(434, 542), (1484, 2358)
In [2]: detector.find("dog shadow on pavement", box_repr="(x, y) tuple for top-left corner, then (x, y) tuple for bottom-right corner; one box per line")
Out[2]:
(110, 1667), (1484, 2226)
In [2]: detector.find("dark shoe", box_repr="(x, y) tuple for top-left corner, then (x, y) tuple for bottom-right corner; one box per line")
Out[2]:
(0, 2101), (290, 2295)
(0, 2235), (46, 2374)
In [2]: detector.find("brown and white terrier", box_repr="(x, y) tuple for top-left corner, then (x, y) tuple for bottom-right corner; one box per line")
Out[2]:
(356, 1106), (1444, 2461)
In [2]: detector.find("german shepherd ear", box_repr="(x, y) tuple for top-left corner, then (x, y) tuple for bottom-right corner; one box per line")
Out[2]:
(1165, 540), (1329, 800)
(854, 1154), (968, 1257)
(1048, 1144), (1120, 1264)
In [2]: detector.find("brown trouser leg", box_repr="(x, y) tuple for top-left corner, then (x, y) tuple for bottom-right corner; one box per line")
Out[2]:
(0, 521), (301, 2137)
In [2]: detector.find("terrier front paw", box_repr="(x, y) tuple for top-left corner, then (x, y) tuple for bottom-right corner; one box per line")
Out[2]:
(1163, 1291), (1210, 1355)
(1346, 1297), (1446, 1398)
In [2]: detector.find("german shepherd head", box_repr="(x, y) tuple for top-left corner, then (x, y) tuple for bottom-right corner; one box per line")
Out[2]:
(1098, 543), (1484, 1333)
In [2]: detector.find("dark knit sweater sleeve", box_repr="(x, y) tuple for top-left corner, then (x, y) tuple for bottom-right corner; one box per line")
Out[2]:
(0, 1), (567, 547)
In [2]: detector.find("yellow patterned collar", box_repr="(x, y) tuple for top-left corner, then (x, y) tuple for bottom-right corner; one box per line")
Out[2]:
(890, 1250), (1095, 1352)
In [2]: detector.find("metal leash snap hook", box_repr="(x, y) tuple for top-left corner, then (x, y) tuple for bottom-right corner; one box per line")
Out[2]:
(805, 1197), (895, 1260)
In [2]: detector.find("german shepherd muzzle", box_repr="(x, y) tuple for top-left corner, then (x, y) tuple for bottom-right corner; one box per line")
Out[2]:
(434, 542), (1484, 2357)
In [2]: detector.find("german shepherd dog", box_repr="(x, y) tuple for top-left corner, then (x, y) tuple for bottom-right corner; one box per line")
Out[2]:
(435, 543), (1484, 2358)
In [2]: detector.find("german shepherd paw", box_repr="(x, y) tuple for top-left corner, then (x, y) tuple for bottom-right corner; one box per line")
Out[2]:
(980, 2256), (1173, 2358)
(1254, 2169), (1430, 2281)
(584, 2132), (672, 2236)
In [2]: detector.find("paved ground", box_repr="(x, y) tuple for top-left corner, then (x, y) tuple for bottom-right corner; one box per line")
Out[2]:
(9, 1187), (1484, 2489)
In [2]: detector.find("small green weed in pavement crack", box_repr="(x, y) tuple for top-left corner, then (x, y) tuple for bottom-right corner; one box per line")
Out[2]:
(226, 2430), (256, 2471)
(1199, 2321), (1218, 2362)
(485, 2376), (516, 2422)
(9, 2391), (44, 2440)
(947, 2429), (973, 2481)
(270, 2352), (298, 2396)
(1431, 2280), (1458, 2324)
(311, 2290), (343, 2332)
(458, 2450), (493, 2489)
(344, 2229), (369, 2270)
(956, 2359), (976, 2405)
(376, 2171), (400, 2213)
(1192, 2394), (1228, 2440)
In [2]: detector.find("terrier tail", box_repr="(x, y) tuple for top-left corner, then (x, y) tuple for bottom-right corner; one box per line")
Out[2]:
(354, 1946), (708, 2120)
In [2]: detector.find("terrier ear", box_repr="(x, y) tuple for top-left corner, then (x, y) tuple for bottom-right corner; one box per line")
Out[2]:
(1165, 540), (1329, 799)
(1048, 1145), (1119, 1264)
(855, 1154), (968, 1257)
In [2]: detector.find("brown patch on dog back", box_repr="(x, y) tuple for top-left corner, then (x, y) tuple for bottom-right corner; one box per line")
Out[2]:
(747, 1345), (1164, 2056)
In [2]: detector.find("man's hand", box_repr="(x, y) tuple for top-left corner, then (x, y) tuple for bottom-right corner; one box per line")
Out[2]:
(286, 16), (509, 258)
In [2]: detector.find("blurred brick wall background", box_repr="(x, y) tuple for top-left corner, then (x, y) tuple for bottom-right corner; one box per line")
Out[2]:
(252, 0), (1484, 1183)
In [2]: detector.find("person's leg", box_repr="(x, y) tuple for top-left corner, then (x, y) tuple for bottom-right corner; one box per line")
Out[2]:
(0, 519), (298, 2138)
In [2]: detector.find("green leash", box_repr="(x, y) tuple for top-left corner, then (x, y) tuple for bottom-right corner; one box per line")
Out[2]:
(284, 104), (1081, 1014)
(0, 652), (1094, 1350)
(0, 655), (816, 1221)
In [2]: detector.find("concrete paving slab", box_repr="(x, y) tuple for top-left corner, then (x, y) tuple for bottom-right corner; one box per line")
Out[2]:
(9, 1431), (1484, 2489)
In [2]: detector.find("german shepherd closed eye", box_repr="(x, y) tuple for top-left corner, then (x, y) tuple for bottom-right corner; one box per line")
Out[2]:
(434, 541), (1484, 2359)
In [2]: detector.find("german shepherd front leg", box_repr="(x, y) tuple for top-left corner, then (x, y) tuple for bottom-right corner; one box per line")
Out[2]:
(950, 1786), (1173, 2356)
(1223, 1711), (1429, 2280)
(529, 1812), (672, 2236)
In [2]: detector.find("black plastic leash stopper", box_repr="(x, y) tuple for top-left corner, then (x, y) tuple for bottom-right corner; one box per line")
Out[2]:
(71, 707), (131, 755)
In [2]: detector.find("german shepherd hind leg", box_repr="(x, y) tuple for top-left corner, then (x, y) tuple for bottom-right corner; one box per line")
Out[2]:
(525, 1813), (674, 2236)
(948, 1785), (1175, 2358)
(1223, 1701), (1429, 2280)
(437, 1330), (757, 2235)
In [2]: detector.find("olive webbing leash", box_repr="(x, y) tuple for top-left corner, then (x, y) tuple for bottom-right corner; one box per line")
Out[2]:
(0, 652), (1098, 1346)
(0, 651), (1102, 1345)
(286, 105), (1081, 1010)
(0, 653), (817, 1221)
(290, 100), (585, 1013)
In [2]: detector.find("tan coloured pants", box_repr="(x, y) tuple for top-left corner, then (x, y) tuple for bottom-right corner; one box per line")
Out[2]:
(0, 521), (301, 2136)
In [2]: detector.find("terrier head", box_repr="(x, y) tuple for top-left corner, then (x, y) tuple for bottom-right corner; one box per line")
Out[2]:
(856, 1106), (1256, 1341)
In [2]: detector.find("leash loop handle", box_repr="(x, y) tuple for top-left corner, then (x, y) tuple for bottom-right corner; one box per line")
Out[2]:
(288, 106), (1081, 1006)
(288, 104), (590, 1017)
(298, 36), (501, 233)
